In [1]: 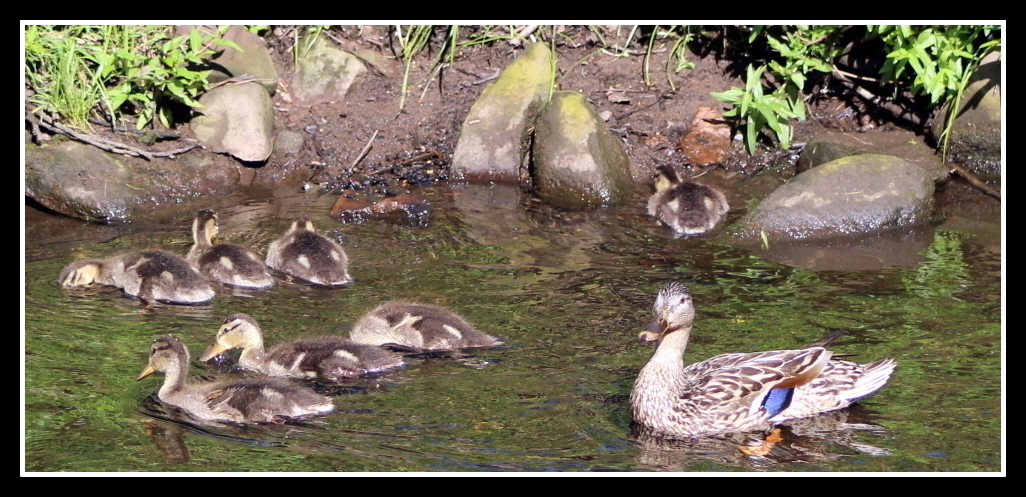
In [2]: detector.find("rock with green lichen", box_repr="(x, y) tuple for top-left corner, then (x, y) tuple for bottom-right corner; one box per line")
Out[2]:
(532, 91), (633, 209)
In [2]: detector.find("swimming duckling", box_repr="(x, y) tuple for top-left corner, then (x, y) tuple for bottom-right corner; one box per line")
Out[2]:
(137, 334), (334, 424)
(265, 217), (352, 286)
(59, 250), (214, 307)
(647, 165), (729, 235)
(199, 313), (405, 382)
(187, 210), (274, 289)
(350, 301), (503, 351)
(631, 282), (896, 438)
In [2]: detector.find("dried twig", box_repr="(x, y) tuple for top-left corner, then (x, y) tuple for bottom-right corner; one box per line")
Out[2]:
(349, 130), (379, 169)
(950, 162), (1001, 200)
(509, 25), (538, 46)
(31, 111), (201, 160)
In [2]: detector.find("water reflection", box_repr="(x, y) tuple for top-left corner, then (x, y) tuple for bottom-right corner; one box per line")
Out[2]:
(631, 406), (891, 471)
(747, 226), (935, 271)
(24, 184), (1002, 472)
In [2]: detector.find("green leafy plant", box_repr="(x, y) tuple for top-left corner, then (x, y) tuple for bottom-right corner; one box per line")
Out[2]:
(25, 25), (239, 131)
(706, 25), (1001, 154)
(869, 25), (1001, 161)
(712, 64), (805, 153)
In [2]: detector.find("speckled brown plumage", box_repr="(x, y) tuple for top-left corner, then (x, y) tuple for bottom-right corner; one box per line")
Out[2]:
(200, 313), (404, 382)
(631, 282), (896, 438)
(187, 210), (274, 289)
(59, 250), (214, 306)
(647, 165), (729, 235)
(350, 301), (503, 351)
(265, 217), (351, 286)
(138, 334), (334, 424)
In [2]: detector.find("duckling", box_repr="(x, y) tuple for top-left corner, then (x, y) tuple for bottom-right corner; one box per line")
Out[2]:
(265, 217), (352, 286)
(59, 250), (214, 307)
(631, 282), (896, 438)
(187, 210), (274, 289)
(199, 313), (405, 382)
(350, 301), (503, 351)
(647, 165), (729, 235)
(137, 334), (334, 424)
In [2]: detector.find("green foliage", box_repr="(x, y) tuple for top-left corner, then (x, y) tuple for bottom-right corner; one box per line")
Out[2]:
(870, 25), (998, 104)
(869, 25), (1001, 161)
(712, 64), (804, 152)
(395, 25), (440, 112)
(24, 25), (240, 131)
(710, 25), (1000, 154)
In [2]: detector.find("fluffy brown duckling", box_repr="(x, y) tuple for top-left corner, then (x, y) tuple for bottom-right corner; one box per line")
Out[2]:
(647, 165), (729, 235)
(349, 301), (503, 351)
(187, 210), (274, 289)
(199, 313), (405, 382)
(265, 217), (352, 286)
(59, 250), (214, 307)
(137, 334), (334, 424)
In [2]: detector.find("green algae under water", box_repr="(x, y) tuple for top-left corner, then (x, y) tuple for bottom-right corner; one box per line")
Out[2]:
(23, 185), (1002, 472)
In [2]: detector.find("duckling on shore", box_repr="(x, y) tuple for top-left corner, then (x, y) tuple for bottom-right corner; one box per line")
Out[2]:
(199, 313), (405, 382)
(187, 210), (274, 289)
(349, 301), (503, 351)
(647, 165), (729, 235)
(59, 250), (214, 307)
(265, 217), (352, 286)
(138, 334), (334, 424)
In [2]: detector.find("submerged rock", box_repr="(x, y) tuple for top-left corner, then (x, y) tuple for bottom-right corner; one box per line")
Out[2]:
(532, 91), (633, 209)
(450, 43), (554, 183)
(25, 140), (241, 222)
(731, 154), (935, 241)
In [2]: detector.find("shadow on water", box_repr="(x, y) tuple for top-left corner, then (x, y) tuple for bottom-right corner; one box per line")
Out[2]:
(24, 183), (1002, 472)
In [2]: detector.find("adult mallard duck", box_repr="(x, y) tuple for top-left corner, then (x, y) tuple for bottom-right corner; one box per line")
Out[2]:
(137, 334), (334, 424)
(647, 165), (729, 235)
(630, 282), (895, 439)
(59, 250), (215, 307)
(187, 210), (274, 289)
(265, 217), (352, 286)
(199, 313), (405, 382)
(349, 301), (503, 351)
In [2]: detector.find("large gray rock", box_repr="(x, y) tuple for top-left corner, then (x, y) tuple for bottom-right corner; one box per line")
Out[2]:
(532, 91), (633, 209)
(190, 82), (274, 162)
(25, 140), (241, 222)
(731, 154), (935, 241)
(450, 43), (554, 183)
(291, 34), (367, 104)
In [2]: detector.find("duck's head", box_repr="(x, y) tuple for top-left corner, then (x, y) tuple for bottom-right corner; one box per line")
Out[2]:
(199, 313), (263, 362)
(137, 334), (189, 380)
(192, 210), (219, 246)
(653, 165), (682, 193)
(290, 217), (317, 233)
(639, 281), (696, 342)
(58, 260), (102, 287)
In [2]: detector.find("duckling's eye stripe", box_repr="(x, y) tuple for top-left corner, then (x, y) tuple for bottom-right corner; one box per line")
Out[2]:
(153, 341), (174, 352)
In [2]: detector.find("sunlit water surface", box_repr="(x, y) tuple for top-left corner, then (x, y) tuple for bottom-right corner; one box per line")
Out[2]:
(24, 184), (1002, 472)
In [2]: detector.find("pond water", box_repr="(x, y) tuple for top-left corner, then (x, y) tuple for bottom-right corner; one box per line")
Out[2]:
(23, 183), (1002, 473)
